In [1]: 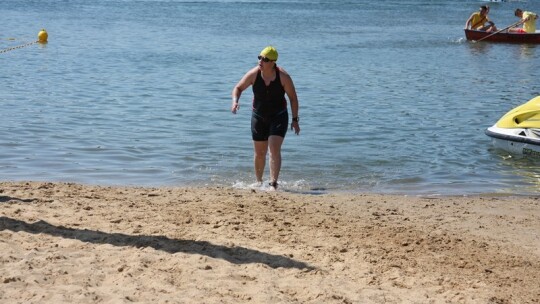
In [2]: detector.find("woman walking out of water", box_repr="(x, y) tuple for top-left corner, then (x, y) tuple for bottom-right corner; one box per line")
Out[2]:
(231, 46), (300, 190)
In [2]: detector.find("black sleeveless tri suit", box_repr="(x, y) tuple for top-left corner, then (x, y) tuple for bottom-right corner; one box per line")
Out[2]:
(251, 68), (288, 141)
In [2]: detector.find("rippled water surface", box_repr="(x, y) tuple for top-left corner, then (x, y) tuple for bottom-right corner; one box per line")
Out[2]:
(2, 0), (540, 195)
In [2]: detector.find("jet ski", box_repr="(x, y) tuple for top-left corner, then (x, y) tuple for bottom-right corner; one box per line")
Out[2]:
(485, 96), (540, 157)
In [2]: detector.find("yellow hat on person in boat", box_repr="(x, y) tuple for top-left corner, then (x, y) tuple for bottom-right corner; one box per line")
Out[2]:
(260, 46), (278, 61)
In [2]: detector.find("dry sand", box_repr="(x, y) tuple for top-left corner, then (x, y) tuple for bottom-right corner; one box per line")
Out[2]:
(0, 181), (539, 303)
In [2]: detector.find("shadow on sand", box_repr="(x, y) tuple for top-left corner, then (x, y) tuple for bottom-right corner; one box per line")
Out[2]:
(0, 216), (314, 270)
(0, 196), (38, 203)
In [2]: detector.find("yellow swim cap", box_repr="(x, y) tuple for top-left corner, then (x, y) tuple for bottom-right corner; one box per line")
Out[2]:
(260, 46), (278, 61)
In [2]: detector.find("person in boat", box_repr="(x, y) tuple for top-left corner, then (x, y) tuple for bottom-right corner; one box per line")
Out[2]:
(231, 46), (300, 190)
(465, 5), (497, 32)
(508, 9), (538, 34)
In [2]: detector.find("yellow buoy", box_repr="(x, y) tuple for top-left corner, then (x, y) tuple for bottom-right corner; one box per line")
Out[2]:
(38, 29), (48, 43)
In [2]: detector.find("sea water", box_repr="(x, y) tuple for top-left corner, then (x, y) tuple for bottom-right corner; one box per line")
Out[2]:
(1, 0), (540, 195)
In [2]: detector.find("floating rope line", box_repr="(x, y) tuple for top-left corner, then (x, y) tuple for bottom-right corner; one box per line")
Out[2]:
(0, 29), (48, 54)
(0, 40), (39, 54)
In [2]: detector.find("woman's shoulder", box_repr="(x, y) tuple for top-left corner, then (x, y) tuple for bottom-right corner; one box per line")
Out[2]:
(277, 66), (292, 79)
(243, 66), (260, 81)
(246, 66), (260, 76)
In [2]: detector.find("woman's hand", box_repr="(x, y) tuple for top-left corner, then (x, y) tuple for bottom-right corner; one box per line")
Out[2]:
(231, 99), (240, 114)
(291, 121), (300, 135)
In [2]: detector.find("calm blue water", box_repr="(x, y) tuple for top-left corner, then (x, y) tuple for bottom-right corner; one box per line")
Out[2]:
(2, 0), (540, 195)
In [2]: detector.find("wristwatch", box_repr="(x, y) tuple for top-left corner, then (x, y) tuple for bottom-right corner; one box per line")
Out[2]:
(292, 116), (299, 123)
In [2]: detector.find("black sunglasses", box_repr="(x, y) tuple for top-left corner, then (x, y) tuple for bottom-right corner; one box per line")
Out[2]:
(258, 55), (273, 62)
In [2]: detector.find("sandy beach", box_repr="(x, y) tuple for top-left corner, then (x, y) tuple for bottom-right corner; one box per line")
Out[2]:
(0, 181), (539, 303)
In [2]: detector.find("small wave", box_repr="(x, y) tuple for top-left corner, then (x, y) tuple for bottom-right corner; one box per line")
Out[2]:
(232, 179), (313, 192)
(453, 37), (466, 44)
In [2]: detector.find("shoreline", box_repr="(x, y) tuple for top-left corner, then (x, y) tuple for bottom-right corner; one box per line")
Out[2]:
(1, 181), (539, 303)
(7, 177), (540, 198)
